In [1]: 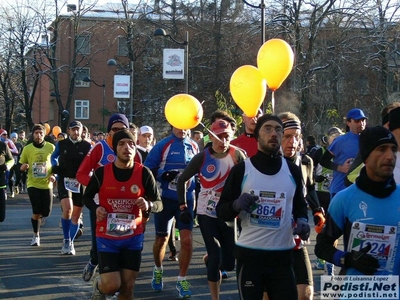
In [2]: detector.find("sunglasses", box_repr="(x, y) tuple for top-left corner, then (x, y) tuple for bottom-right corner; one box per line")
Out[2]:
(110, 127), (126, 132)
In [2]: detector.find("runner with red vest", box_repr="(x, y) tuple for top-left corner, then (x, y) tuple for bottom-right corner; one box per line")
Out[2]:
(83, 129), (162, 300)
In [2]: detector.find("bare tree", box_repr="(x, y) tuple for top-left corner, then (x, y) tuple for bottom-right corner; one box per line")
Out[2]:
(0, 0), (47, 132)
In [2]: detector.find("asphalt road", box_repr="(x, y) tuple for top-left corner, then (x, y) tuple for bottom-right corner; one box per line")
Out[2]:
(0, 192), (327, 300)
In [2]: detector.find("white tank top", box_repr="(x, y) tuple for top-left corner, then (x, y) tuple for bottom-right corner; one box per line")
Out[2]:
(236, 158), (296, 250)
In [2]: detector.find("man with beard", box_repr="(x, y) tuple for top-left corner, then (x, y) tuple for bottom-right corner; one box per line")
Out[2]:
(77, 113), (131, 281)
(216, 114), (309, 300)
(83, 129), (162, 300)
(19, 124), (56, 246)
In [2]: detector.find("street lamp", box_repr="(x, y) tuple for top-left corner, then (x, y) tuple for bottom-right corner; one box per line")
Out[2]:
(241, 0), (266, 111)
(153, 28), (189, 94)
(242, 0), (266, 45)
(83, 76), (106, 130)
(107, 58), (134, 122)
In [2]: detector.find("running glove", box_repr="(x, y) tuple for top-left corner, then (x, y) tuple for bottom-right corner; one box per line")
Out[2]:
(179, 208), (193, 224)
(344, 244), (379, 275)
(161, 170), (179, 182)
(232, 193), (259, 213)
(293, 218), (310, 240)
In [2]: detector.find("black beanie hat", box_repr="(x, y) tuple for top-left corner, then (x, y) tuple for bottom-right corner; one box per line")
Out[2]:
(389, 107), (400, 131)
(359, 126), (397, 161)
(31, 123), (46, 133)
(254, 114), (283, 140)
(107, 113), (129, 133)
(112, 129), (136, 154)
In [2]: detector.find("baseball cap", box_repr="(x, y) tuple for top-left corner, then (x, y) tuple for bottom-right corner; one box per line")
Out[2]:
(69, 120), (83, 128)
(210, 120), (233, 136)
(140, 125), (153, 135)
(346, 108), (367, 120)
(0, 129), (7, 135)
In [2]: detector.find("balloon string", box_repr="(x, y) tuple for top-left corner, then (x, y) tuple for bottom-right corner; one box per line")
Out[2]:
(271, 91), (275, 113)
(199, 122), (223, 143)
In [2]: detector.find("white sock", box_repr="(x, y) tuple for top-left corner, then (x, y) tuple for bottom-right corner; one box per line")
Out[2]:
(155, 266), (163, 271)
(178, 276), (186, 281)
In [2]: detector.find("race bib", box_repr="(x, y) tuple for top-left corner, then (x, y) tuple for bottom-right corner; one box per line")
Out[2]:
(32, 162), (47, 178)
(322, 174), (332, 191)
(348, 222), (399, 272)
(205, 191), (221, 217)
(249, 190), (286, 229)
(168, 169), (184, 191)
(106, 213), (136, 237)
(64, 177), (81, 193)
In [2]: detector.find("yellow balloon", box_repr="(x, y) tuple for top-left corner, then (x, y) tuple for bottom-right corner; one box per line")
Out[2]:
(257, 39), (294, 91)
(52, 126), (61, 137)
(165, 94), (203, 130)
(230, 65), (267, 117)
(44, 123), (51, 135)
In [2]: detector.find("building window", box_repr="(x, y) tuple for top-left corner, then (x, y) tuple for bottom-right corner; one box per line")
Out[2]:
(118, 36), (128, 56)
(75, 100), (89, 119)
(76, 35), (90, 55)
(75, 68), (90, 87)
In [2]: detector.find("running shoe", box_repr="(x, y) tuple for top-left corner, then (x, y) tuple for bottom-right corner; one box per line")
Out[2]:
(168, 254), (178, 261)
(83, 260), (98, 282)
(314, 258), (325, 270)
(91, 277), (106, 300)
(151, 267), (163, 291)
(14, 186), (19, 195)
(175, 229), (180, 240)
(10, 191), (15, 198)
(193, 218), (199, 228)
(75, 227), (83, 239)
(221, 271), (228, 279)
(176, 280), (192, 298)
(168, 250), (178, 261)
(30, 235), (40, 246)
(69, 242), (76, 255)
(61, 239), (71, 254)
(325, 262), (335, 276)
